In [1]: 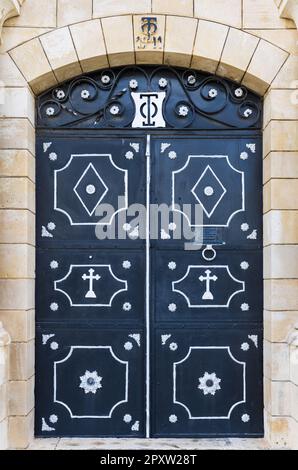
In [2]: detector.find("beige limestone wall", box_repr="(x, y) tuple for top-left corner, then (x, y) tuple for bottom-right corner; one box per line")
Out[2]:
(0, 0), (297, 449)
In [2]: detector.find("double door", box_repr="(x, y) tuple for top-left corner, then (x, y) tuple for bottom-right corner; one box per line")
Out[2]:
(36, 132), (263, 437)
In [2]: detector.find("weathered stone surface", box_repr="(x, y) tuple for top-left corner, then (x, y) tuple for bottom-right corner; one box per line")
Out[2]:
(8, 409), (34, 449)
(217, 28), (259, 82)
(0, 310), (35, 342)
(164, 16), (198, 67)
(194, 0), (242, 28)
(102, 15), (135, 66)
(57, 0), (92, 27)
(192, 20), (228, 73)
(70, 20), (108, 73)
(40, 27), (82, 82)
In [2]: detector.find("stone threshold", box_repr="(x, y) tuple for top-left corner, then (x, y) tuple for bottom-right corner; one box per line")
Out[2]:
(28, 438), (278, 450)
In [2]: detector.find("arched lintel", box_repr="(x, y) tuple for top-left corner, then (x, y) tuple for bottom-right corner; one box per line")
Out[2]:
(6, 15), (289, 97)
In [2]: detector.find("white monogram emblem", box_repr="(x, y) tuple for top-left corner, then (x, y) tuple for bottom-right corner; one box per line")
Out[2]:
(131, 92), (166, 128)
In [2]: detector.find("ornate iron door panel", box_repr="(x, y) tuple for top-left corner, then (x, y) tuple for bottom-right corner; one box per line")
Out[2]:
(151, 135), (263, 437)
(35, 135), (147, 437)
(36, 66), (263, 439)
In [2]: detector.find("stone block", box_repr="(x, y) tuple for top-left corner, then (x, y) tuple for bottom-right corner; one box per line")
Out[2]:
(70, 20), (108, 73)
(243, 0), (295, 29)
(5, 0), (57, 28)
(0, 279), (35, 310)
(264, 210), (298, 245)
(265, 310), (298, 343)
(264, 179), (298, 212)
(164, 16), (198, 67)
(0, 150), (35, 181)
(40, 27), (82, 83)
(8, 376), (34, 416)
(8, 409), (34, 449)
(264, 340), (290, 381)
(9, 38), (57, 94)
(0, 310), (35, 343)
(57, 0), (92, 27)
(194, 0), (242, 28)
(0, 178), (35, 212)
(265, 280), (298, 311)
(9, 340), (34, 381)
(263, 152), (298, 184)
(134, 15), (165, 65)
(242, 40), (288, 95)
(192, 20), (228, 73)
(0, 119), (35, 155)
(0, 244), (35, 279)
(153, 0), (194, 16)
(217, 28), (259, 82)
(264, 245), (298, 279)
(0, 210), (35, 245)
(102, 16), (135, 66)
(93, 0), (151, 17)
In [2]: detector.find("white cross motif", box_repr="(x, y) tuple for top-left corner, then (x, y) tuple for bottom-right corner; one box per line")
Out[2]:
(199, 269), (218, 300)
(82, 268), (101, 299)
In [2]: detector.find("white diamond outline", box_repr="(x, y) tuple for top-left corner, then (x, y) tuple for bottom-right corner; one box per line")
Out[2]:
(191, 165), (227, 218)
(73, 163), (109, 217)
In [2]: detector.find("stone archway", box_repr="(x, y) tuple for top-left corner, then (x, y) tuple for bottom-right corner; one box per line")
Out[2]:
(0, 2), (297, 449)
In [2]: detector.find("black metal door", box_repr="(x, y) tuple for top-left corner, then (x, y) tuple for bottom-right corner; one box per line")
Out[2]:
(151, 135), (263, 437)
(35, 66), (263, 438)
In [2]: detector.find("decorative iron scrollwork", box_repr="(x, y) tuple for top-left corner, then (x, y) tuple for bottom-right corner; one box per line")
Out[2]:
(37, 66), (262, 130)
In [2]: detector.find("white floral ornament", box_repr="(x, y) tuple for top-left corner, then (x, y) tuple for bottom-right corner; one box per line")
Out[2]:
(49, 152), (57, 161)
(241, 223), (249, 232)
(47, 222), (56, 231)
(122, 260), (131, 269)
(168, 303), (177, 312)
(159, 78), (168, 88)
(110, 105), (120, 115)
(123, 223), (131, 232)
(169, 342), (178, 351)
(242, 414), (250, 423)
(241, 303), (250, 311)
(168, 261), (177, 270)
(169, 414), (178, 423)
(178, 105), (189, 117)
(49, 414), (58, 424)
(56, 90), (65, 100)
(50, 341), (59, 350)
(50, 260), (59, 269)
(241, 342), (250, 351)
(123, 302), (132, 311)
(168, 151), (177, 160)
(79, 370), (103, 394)
(50, 302), (58, 311)
(125, 151), (134, 160)
(123, 414), (132, 423)
(101, 75), (111, 84)
(240, 152), (248, 160)
(86, 184), (96, 195)
(46, 107), (55, 116)
(124, 341), (133, 351)
(235, 88), (244, 98)
(240, 261), (249, 270)
(129, 79), (138, 90)
(81, 90), (90, 100)
(168, 222), (177, 231)
(198, 372), (221, 396)
(187, 75), (196, 85)
(208, 88), (218, 98)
